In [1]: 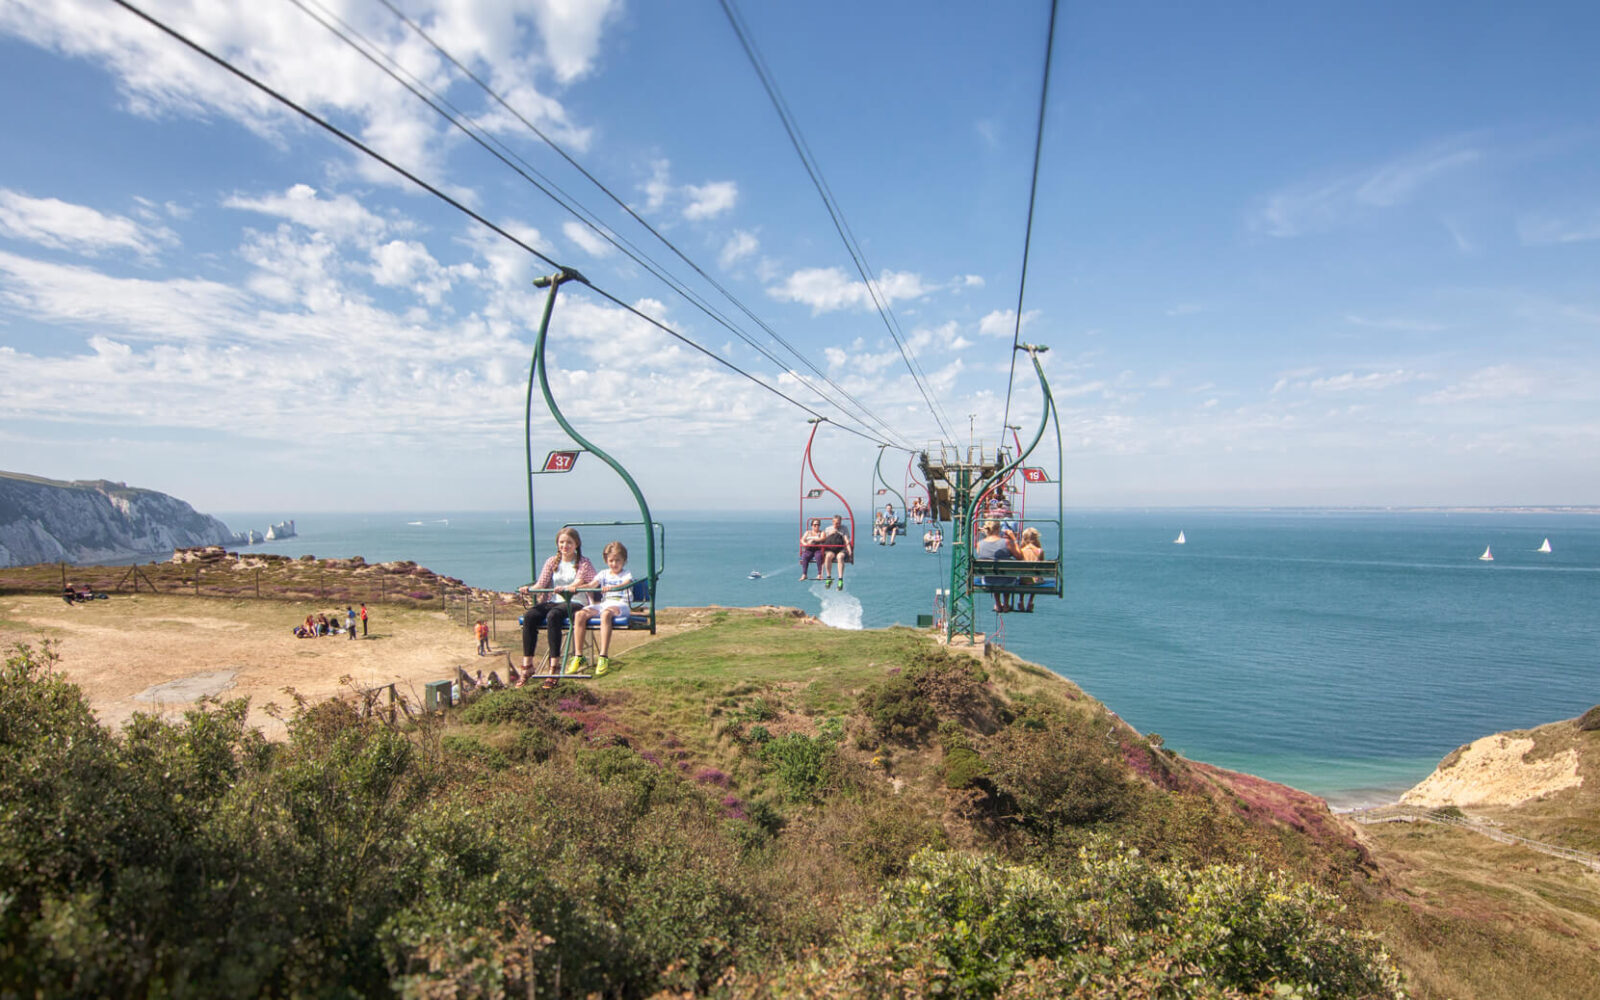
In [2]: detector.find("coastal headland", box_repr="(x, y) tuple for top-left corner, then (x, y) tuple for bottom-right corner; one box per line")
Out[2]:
(2, 553), (1597, 998)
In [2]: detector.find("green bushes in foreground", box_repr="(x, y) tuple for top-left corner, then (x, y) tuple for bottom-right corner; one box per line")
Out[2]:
(0, 642), (1404, 998)
(694, 848), (1406, 999)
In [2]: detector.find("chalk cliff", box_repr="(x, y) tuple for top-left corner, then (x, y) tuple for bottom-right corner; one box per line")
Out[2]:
(0, 471), (238, 568)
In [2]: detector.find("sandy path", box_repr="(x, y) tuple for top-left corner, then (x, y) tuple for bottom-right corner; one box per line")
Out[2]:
(0, 594), (532, 739)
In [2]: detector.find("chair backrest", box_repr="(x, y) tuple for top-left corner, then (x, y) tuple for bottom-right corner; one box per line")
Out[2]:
(631, 578), (650, 606)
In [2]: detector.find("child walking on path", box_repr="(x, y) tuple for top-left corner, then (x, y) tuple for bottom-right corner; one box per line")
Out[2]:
(570, 541), (633, 677)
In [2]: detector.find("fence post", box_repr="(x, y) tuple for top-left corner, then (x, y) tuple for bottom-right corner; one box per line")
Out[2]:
(195, 567), (200, 597)
(255, 567), (260, 599)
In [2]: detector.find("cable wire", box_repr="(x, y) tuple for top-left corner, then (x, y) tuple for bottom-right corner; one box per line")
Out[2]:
(107, 0), (894, 447)
(718, 0), (958, 445)
(364, 0), (916, 450)
(288, 0), (912, 448)
(999, 0), (1061, 436)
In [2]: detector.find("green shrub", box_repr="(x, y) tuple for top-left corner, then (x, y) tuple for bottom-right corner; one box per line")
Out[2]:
(729, 847), (1405, 999)
(441, 734), (510, 771)
(1578, 704), (1600, 731)
(458, 686), (549, 726)
(760, 733), (835, 803)
(943, 745), (987, 789)
(986, 714), (1139, 838)
(858, 672), (935, 744)
(859, 652), (996, 746)
(507, 727), (555, 763)
(735, 696), (778, 723)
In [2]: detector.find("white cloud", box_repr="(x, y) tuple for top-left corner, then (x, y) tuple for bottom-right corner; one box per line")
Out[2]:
(636, 161), (738, 222)
(1307, 370), (1419, 393)
(0, 189), (173, 257)
(1344, 314), (1446, 333)
(1517, 210), (1600, 245)
(977, 308), (1038, 338)
(562, 220), (614, 258)
(370, 239), (456, 304)
(225, 185), (393, 244)
(719, 230), (759, 269)
(822, 345), (899, 376)
(1421, 365), (1539, 404)
(1251, 138), (1483, 238)
(0, 0), (595, 201)
(767, 266), (932, 314)
(682, 181), (737, 220)
(907, 321), (970, 354)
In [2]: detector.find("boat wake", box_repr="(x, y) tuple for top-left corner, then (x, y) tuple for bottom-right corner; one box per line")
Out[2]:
(811, 582), (863, 630)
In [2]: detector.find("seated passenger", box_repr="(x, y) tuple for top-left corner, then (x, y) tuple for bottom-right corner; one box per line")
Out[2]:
(569, 540), (633, 677)
(974, 520), (1021, 613)
(799, 518), (825, 581)
(1016, 527), (1044, 612)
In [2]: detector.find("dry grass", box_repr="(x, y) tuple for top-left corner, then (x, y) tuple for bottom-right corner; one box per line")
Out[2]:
(1357, 818), (1600, 999)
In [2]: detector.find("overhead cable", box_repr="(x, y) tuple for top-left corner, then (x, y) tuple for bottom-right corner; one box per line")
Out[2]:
(999, 0), (1061, 437)
(718, 0), (958, 446)
(289, 0), (912, 449)
(106, 0), (894, 448)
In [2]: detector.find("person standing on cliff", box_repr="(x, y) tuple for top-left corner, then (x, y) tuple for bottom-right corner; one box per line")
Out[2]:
(360, 602), (368, 636)
(346, 606), (357, 639)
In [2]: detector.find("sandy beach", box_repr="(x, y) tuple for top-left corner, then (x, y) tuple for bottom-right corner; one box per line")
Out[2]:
(0, 593), (609, 738)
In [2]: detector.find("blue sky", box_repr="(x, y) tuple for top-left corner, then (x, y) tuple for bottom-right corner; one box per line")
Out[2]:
(2, 0), (1598, 515)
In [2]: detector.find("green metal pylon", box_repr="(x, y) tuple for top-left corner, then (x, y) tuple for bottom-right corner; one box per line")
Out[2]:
(947, 461), (977, 643)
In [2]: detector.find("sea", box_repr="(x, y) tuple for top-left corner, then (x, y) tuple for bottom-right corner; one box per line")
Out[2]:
(214, 507), (1600, 810)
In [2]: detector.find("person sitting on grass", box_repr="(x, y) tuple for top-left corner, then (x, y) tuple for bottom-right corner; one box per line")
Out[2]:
(569, 540), (633, 677)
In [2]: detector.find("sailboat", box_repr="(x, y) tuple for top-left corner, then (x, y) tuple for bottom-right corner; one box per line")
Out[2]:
(1537, 537), (1552, 554)
(1478, 545), (1494, 562)
(1174, 530), (1186, 545)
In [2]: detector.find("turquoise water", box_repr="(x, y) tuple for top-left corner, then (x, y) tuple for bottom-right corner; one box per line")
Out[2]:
(216, 508), (1600, 809)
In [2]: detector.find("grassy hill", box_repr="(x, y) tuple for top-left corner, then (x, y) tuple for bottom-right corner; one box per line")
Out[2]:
(1, 602), (1410, 999)
(3, 554), (1596, 997)
(1353, 711), (1600, 1000)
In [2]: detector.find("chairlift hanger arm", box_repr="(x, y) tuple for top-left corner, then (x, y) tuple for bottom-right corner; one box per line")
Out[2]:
(525, 271), (660, 595)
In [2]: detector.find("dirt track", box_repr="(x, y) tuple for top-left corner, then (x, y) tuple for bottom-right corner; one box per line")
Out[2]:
(0, 594), (520, 739)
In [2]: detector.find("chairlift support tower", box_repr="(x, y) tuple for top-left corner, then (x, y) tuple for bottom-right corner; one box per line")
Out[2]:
(920, 344), (1063, 644)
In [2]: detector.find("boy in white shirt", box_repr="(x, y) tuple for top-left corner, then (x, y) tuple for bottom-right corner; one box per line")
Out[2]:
(569, 540), (634, 677)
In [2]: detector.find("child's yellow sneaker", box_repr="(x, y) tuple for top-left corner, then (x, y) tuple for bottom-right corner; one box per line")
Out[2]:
(595, 656), (610, 677)
(564, 656), (585, 676)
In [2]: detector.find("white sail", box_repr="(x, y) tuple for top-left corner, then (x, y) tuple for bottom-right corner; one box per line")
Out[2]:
(1537, 537), (1552, 553)
(1174, 530), (1186, 545)
(1479, 545), (1493, 562)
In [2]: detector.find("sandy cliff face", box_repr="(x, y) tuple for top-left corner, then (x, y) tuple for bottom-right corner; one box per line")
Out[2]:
(0, 473), (236, 567)
(1401, 731), (1585, 809)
